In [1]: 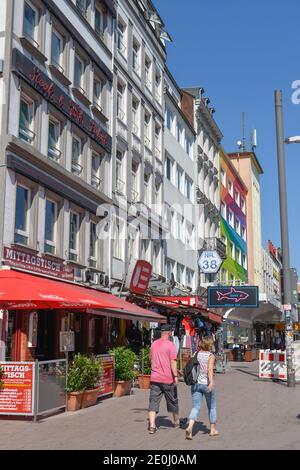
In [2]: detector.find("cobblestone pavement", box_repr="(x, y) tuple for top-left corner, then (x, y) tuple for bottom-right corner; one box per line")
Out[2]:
(1, 361), (300, 450)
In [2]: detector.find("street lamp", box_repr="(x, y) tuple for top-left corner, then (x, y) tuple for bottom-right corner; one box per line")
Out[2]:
(274, 89), (295, 387)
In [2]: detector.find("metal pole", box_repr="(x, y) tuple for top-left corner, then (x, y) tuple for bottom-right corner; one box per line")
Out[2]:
(274, 89), (295, 387)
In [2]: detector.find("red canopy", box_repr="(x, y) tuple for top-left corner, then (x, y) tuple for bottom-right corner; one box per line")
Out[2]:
(0, 270), (120, 310)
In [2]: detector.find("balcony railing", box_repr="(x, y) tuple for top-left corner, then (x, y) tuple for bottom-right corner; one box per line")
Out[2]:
(117, 39), (126, 56)
(203, 237), (227, 260)
(116, 177), (125, 194)
(76, 1), (87, 18)
(19, 126), (35, 144)
(131, 189), (139, 203)
(117, 108), (125, 122)
(91, 174), (101, 189)
(154, 146), (161, 159)
(71, 161), (83, 176)
(145, 78), (152, 90)
(132, 122), (139, 136)
(48, 145), (61, 161)
(144, 135), (151, 148)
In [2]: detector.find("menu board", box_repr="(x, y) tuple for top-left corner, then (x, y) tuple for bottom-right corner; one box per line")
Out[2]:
(96, 355), (114, 398)
(0, 362), (35, 415)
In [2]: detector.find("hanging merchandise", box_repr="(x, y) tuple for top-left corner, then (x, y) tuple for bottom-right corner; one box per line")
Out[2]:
(182, 316), (195, 336)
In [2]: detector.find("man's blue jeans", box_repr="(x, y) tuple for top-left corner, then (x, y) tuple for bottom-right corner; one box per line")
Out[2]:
(188, 384), (217, 424)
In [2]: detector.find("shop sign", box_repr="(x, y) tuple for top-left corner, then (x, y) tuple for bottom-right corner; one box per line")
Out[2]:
(3, 246), (74, 281)
(151, 296), (206, 309)
(0, 362), (35, 415)
(12, 49), (112, 153)
(129, 260), (152, 295)
(96, 354), (114, 398)
(207, 286), (259, 308)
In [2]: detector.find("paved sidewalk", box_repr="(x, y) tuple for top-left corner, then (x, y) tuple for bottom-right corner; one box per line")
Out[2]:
(1, 361), (300, 450)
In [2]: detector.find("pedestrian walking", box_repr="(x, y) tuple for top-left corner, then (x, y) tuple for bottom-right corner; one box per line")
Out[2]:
(185, 336), (219, 440)
(148, 324), (179, 434)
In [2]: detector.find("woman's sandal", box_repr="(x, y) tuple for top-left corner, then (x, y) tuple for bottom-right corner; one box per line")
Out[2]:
(185, 429), (193, 440)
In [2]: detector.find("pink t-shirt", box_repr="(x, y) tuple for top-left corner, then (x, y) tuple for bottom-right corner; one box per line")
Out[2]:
(150, 338), (177, 384)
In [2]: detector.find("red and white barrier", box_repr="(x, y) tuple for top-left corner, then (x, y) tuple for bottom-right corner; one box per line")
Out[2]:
(259, 350), (287, 380)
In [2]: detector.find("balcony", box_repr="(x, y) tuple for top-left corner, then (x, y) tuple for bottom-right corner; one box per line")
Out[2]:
(48, 145), (61, 162)
(202, 237), (227, 260)
(19, 126), (35, 144)
(71, 161), (83, 176)
(116, 178), (125, 194)
(131, 189), (139, 203)
(91, 174), (102, 190)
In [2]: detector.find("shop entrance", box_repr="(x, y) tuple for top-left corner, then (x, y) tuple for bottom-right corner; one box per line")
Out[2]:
(35, 311), (56, 360)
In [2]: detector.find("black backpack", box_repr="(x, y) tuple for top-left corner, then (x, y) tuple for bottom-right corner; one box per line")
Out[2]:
(183, 353), (200, 386)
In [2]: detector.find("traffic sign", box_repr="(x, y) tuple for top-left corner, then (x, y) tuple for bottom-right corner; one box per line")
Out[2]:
(198, 250), (222, 274)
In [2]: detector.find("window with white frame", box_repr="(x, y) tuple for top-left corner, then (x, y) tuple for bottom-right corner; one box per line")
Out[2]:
(165, 258), (174, 280)
(76, 0), (87, 18)
(69, 211), (79, 261)
(228, 179), (233, 197)
(176, 213), (184, 241)
(220, 168), (226, 187)
(74, 54), (85, 92)
(71, 136), (83, 176)
(23, 1), (39, 45)
(176, 121), (182, 144)
(236, 247), (241, 265)
(93, 76), (103, 111)
(19, 95), (35, 144)
(144, 112), (151, 148)
(44, 199), (57, 254)
(186, 269), (194, 288)
(185, 175), (192, 201)
(230, 274), (235, 285)
(185, 136), (192, 157)
(144, 172), (151, 206)
(155, 69), (161, 102)
(220, 202), (226, 219)
(51, 29), (64, 72)
(48, 117), (61, 161)
(117, 82), (125, 121)
(155, 124), (161, 158)
(153, 243), (160, 274)
(176, 263), (184, 284)
(241, 197), (246, 214)
(112, 218), (123, 260)
(15, 185), (30, 245)
(145, 56), (151, 90)
(132, 97), (139, 136)
(221, 234), (227, 249)
(95, 3), (104, 39)
(241, 225), (247, 241)
(221, 268), (228, 283)
(242, 253), (247, 269)
(165, 108), (172, 131)
(165, 156), (173, 182)
(91, 152), (101, 189)
(235, 190), (240, 206)
(117, 18), (126, 56)
(176, 165), (183, 192)
(141, 239), (150, 262)
(235, 217), (241, 235)
(154, 181), (161, 212)
(132, 38), (140, 75)
(116, 150), (125, 193)
(89, 221), (97, 261)
(228, 208), (234, 227)
(131, 160), (139, 202)
(185, 222), (193, 248)
(229, 241), (234, 259)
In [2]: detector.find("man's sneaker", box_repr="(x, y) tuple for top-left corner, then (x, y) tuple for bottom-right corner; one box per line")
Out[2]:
(148, 426), (157, 434)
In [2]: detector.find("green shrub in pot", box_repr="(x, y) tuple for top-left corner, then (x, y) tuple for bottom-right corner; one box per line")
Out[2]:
(67, 353), (102, 392)
(109, 346), (135, 382)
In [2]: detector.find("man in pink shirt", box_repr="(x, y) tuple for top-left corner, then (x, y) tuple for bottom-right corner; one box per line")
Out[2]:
(148, 324), (179, 434)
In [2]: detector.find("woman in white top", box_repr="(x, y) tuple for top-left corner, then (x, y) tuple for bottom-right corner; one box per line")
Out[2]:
(185, 337), (219, 440)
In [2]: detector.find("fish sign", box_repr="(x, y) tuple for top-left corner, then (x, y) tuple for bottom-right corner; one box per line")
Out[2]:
(207, 286), (259, 308)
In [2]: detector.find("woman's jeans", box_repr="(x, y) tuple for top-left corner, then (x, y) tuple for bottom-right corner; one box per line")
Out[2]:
(188, 384), (217, 424)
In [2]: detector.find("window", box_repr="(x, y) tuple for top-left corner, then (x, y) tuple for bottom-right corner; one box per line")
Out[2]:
(155, 70), (161, 102)
(165, 157), (173, 181)
(153, 243), (160, 274)
(144, 172), (151, 206)
(116, 150), (125, 193)
(145, 56), (151, 90)
(165, 108), (172, 130)
(112, 218), (123, 259)
(235, 217), (241, 235)
(241, 197), (246, 214)
(221, 202), (226, 218)
(176, 263), (184, 284)
(48, 118), (61, 161)
(241, 225), (247, 241)
(90, 222), (97, 260)
(69, 212), (79, 261)
(176, 214), (184, 241)
(23, 1), (38, 44)
(154, 181), (161, 210)
(242, 253), (247, 269)
(155, 124), (161, 158)
(15, 185), (30, 245)
(221, 234), (227, 249)
(117, 82), (125, 121)
(229, 242), (234, 259)
(221, 268), (228, 283)
(228, 179), (233, 197)
(228, 209), (234, 227)
(132, 39), (140, 74)
(186, 269), (194, 288)
(185, 222), (194, 247)
(131, 161), (139, 202)
(95, 5), (104, 39)
(93, 77), (103, 111)
(141, 240), (150, 261)
(117, 20), (126, 55)
(74, 54), (85, 91)
(165, 258), (174, 280)
(176, 166), (183, 192)
(185, 176), (192, 200)
(71, 136), (83, 176)
(236, 247), (241, 265)
(51, 29), (63, 71)
(19, 96), (35, 144)
(44, 199), (57, 254)
(176, 122), (182, 144)
(91, 153), (101, 188)
(230, 274), (235, 285)
(76, 0), (87, 18)
(235, 190), (240, 206)
(220, 168), (226, 187)
(185, 136), (192, 157)
(132, 98), (139, 135)
(144, 112), (151, 148)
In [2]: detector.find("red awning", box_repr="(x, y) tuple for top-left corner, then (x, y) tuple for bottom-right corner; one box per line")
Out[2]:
(208, 312), (223, 324)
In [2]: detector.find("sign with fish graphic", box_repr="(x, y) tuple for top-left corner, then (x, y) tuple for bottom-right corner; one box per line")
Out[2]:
(207, 286), (259, 308)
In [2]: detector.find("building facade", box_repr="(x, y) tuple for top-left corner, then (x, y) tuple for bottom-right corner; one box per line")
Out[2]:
(219, 147), (248, 285)
(262, 240), (282, 309)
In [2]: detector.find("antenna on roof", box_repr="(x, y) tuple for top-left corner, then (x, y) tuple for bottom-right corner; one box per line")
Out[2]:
(242, 112), (246, 151)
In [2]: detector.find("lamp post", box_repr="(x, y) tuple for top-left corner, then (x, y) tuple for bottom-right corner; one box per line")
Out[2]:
(274, 89), (295, 387)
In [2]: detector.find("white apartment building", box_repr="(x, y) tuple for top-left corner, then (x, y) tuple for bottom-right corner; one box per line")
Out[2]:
(262, 243), (282, 309)
(0, 0), (115, 285)
(163, 69), (197, 292)
(111, 0), (169, 287)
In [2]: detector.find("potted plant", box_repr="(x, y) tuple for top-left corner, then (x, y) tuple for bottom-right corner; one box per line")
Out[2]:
(66, 353), (102, 411)
(109, 346), (135, 397)
(137, 346), (151, 390)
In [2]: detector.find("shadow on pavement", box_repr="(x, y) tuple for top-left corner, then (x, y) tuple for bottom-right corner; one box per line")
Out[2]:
(297, 414), (300, 420)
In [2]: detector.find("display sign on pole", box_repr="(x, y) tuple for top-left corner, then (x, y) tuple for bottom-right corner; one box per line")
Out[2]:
(96, 354), (114, 398)
(208, 286), (259, 308)
(198, 251), (222, 274)
(0, 362), (35, 415)
(128, 260), (152, 295)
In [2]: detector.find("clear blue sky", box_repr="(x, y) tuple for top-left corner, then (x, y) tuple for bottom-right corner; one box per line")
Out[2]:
(155, 0), (300, 275)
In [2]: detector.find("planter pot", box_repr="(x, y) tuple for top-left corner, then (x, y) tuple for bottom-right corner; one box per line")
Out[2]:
(67, 391), (84, 411)
(81, 388), (100, 408)
(137, 374), (151, 390)
(114, 380), (132, 397)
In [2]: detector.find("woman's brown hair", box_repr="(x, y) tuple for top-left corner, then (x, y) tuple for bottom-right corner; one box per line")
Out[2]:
(198, 337), (214, 352)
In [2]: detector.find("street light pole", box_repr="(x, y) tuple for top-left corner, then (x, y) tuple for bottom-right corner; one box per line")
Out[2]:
(274, 89), (295, 387)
